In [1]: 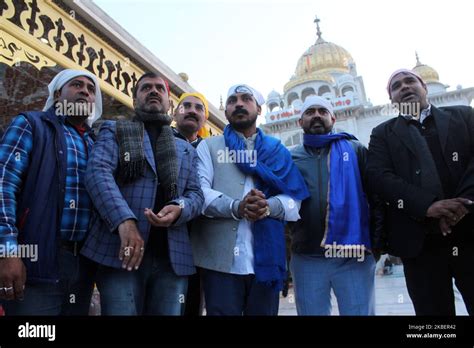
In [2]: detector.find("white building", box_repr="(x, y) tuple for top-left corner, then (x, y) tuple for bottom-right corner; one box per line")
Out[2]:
(261, 18), (474, 147)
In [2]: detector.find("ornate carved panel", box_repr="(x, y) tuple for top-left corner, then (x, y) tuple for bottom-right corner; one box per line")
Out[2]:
(0, 0), (142, 107)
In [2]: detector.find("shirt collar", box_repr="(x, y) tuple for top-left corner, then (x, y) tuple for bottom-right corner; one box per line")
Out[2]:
(420, 104), (432, 123)
(235, 130), (258, 142)
(235, 130), (258, 151)
(172, 126), (201, 144)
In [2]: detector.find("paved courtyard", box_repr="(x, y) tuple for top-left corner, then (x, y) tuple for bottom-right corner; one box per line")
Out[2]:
(278, 265), (469, 315)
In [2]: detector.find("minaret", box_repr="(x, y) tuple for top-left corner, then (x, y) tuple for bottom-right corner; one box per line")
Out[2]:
(219, 95), (224, 111)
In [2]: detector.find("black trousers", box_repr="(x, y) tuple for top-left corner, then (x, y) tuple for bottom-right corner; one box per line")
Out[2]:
(402, 240), (474, 315)
(184, 268), (202, 316)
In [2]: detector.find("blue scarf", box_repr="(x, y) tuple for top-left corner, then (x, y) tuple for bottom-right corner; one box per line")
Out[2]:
(224, 125), (309, 291)
(303, 132), (371, 250)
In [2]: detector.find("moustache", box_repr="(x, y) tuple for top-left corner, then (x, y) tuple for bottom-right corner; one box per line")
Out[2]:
(310, 119), (324, 127)
(232, 108), (249, 117)
(184, 113), (199, 121)
(147, 94), (162, 103)
(74, 97), (89, 103)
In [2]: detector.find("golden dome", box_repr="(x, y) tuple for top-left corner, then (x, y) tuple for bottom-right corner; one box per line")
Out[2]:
(284, 17), (353, 93)
(412, 53), (439, 83)
(294, 40), (353, 77)
(284, 71), (335, 92)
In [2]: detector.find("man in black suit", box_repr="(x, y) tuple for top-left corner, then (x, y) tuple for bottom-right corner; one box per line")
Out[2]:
(367, 69), (474, 315)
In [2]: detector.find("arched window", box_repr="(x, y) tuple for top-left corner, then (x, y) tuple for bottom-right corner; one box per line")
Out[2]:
(318, 85), (331, 96)
(341, 85), (354, 96)
(301, 87), (316, 102)
(268, 102), (279, 112)
(287, 92), (299, 106)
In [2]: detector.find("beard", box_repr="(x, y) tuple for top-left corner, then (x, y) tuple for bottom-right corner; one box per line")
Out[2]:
(230, 116), (257, 132)
(142, 103), (165, 114)
(137, 93), (168, 115)
(227, 109), (258, 132)
(305, 119), (332, 135)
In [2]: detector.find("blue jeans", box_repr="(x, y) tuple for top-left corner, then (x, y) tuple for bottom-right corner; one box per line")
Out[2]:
(290, 253), (376, 315)
(3, 249), (96, 315)
(96, 250), (188, 316)
(201, 269), (279, 316)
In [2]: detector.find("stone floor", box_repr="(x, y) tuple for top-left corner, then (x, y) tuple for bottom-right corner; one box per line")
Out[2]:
(86, 264), (468, 316)
(278, 264), (469, 315)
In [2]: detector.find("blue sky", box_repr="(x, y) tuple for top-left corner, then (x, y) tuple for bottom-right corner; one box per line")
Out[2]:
(94, 0), (474, 113)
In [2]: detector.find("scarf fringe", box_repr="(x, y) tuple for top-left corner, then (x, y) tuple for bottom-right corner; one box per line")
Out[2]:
(117, 158), (147, 185)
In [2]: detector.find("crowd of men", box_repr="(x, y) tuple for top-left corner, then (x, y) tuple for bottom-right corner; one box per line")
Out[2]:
(0, 67), (472, 316)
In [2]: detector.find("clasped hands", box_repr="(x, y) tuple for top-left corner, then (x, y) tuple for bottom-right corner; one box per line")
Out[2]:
(426, 198), (473, 236)
(238, 189), (270, 222)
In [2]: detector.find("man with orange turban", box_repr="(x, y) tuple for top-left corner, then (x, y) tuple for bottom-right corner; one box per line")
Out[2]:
(173, 92), (210, 148)
(172, 92), (209, 316)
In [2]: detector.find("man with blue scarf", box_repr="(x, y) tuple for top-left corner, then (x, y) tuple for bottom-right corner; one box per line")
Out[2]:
(193, 84), (309, 315)
(289, 95), (376, 315)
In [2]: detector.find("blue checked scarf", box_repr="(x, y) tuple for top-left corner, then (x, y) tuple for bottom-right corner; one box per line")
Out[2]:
(224, 125), (309, 291)
(303, 132), (371, 249)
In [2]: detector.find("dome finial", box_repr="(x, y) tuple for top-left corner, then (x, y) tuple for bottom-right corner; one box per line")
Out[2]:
(415, 51), (421, 66)
(314, 15), (324, 43)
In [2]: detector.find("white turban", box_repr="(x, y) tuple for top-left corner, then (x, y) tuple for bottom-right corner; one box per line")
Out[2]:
(300, 95), (334, 116)
(43, 69), (102, 126)
(226, 84), (265, 106)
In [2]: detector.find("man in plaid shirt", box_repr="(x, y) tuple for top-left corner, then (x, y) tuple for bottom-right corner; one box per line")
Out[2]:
(81, 73), (203, 315)
(0, 69), (102, 315)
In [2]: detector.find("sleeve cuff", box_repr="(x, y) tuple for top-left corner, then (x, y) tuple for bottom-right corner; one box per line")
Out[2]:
(110, 215), (138, 233)
(267, 197), (285, 220)
(168, 198), (187, 226)
(231, 199), (242, 221)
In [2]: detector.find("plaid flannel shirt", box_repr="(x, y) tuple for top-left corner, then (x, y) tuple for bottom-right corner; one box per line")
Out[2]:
(0, 115), (93, 253)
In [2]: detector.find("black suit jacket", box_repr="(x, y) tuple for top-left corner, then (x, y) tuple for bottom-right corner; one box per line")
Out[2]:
(367, 105), (474, 257)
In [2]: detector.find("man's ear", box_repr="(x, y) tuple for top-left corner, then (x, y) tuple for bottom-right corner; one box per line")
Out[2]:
(257, 105), (262, 115)
(298, 118), (303, 127)
(175, 103), (184, 116)
(53, 90), (61, 100)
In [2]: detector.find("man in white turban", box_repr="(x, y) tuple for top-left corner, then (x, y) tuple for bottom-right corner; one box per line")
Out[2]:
(0, 69), (102, 315)
(43, 69), (102, 125)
